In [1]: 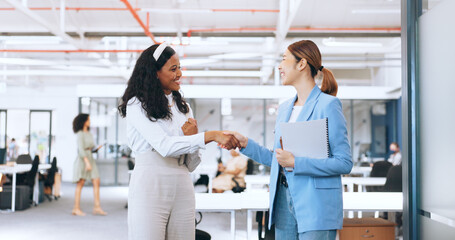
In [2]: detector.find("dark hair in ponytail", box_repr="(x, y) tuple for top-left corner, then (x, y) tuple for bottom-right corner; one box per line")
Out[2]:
(288, 40), (338, 96)
(118, 44), (189, 121)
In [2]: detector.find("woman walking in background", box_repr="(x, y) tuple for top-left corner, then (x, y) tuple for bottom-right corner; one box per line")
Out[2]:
(223, 40), (352, 240)
(118, 43), (240, 240)
(72, 113), (106, 216)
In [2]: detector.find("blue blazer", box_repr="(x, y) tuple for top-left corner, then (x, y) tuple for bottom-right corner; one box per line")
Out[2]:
(241, 85), (353, 233)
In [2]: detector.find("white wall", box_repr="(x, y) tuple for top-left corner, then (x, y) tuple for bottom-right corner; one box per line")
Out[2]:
(419, 0), (455, 236)
(0, 86), (78, 182)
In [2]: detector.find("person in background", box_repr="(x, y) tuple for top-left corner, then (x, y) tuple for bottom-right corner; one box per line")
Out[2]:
(118, 43), (240, 240)
(7, 138), (18, 161)
(71, 113), (105, 216)
(212, 149), (248, 193)
(222, 40), (353, 240)
(388, 142), (401, 166)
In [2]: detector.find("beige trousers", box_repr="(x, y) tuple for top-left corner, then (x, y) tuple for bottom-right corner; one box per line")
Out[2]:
(128, 150), (195, 240)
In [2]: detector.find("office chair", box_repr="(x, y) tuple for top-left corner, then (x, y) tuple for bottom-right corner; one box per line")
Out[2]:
(384, 165), (402, 192)
(0, 148), (6, 164)
(43, 157), (58, 201)
(384, 165), (403, 228)
(366, 161), (392, 192)
(16, 154), (33, 164)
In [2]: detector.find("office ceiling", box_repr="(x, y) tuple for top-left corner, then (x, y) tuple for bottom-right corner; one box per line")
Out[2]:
(0, 0), (402, 87)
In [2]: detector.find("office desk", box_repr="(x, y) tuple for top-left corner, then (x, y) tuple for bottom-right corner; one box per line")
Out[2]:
(195, 193), (241, 240)
(245, 175), (386, 192)
(342, 177), (386, 192)
(350, 166), (372, 177)
(244, 175), (269, 192)
(0, 163), (51, 212)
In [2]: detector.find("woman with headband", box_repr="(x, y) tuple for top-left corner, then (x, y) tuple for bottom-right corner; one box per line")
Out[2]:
(222, 40), (352, 240)
(118, 43), (241, 240)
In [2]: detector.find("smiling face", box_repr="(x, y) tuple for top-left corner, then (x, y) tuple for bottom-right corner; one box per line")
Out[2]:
(278, 49), (304, 86)
(156, 54), (182, 95)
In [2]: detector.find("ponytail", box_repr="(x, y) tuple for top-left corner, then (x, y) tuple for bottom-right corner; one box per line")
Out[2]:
(320, 68), (338, 96)
(288, 40), (338, 96)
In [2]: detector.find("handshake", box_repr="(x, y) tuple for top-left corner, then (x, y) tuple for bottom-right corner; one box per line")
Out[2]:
(182, 118), (247, 150)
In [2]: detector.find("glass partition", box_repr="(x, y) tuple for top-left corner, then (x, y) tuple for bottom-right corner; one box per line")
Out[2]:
(29, 110), (52, 163)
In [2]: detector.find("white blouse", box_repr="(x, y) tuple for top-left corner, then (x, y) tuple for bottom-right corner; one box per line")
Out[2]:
(126, 94), (205, 171)
(288, 106), (303, 123)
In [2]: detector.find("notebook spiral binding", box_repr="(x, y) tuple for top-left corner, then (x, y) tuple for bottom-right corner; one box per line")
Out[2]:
(325, 118), (330, 157)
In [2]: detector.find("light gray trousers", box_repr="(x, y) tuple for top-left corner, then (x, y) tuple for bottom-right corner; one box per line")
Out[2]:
(128, 150), (195, 240)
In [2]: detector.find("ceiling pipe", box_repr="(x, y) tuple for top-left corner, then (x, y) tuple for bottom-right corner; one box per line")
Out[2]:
(0, 7), (278, 13)
(187, 27), (400, 37)
(120, 0), (158, 44)
(0, 7), (139, 11)
(0, 49), (144, 53)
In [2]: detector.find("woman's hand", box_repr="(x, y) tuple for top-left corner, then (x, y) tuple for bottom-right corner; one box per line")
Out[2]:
(182, 118), (198, 136)
(276, 149), (295, 168)
(85, 162), (92, 172)
(84, 157), (92, 171)
(220, 131), (248, 149)
(204, 131), (241, 149)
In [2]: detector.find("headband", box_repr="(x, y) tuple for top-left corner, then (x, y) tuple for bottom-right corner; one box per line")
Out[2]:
(153, 42), (168, 61)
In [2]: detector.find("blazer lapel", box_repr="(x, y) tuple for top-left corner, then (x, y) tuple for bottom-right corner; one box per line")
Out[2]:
(298, 85), (322, 121)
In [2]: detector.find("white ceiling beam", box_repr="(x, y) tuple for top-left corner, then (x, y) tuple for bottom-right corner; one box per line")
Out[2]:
(5, 0), (83, 49)
(268, 0), (303, 85)
(275, 0), (302, 48)
(171, 0), (184, 45)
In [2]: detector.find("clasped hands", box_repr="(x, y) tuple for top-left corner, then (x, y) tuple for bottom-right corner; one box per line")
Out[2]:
(181, 119), (245, 150)
(219, 131), (295, 169)
(181, 119), (294, 168)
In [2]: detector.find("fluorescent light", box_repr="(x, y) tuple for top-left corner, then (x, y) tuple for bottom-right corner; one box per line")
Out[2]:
(209, 53), (262, 60)
(180, 59), (218, 66)
(182, 70), (264, 77)
(352, 9), (400, 14)
(140, 8), (212, 14)
(0, 58), (54, 66)
(322, 38), (383, 48)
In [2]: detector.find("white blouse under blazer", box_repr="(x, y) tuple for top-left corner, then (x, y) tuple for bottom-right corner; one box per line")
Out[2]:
(126, 94), (204, 171)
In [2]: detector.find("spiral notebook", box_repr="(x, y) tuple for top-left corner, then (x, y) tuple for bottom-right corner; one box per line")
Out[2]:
(280, 118), (329, 159)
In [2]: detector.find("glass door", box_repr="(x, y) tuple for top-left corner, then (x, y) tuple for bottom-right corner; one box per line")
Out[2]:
(6, 110), (29, 161)
(29, 110), (52, 163)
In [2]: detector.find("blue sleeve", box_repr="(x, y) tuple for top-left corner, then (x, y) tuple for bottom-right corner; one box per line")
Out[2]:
(294, 98), (353, 176)
(240, 138), (273, 167)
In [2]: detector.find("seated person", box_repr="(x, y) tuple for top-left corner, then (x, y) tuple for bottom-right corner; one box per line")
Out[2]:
(387, 142), (402, 166)
(212, 150), (248, 193)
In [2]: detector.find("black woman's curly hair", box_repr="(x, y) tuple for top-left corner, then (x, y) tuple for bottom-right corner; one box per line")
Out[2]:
(72, 113), (89, 133)
(118, 44), (189, 121)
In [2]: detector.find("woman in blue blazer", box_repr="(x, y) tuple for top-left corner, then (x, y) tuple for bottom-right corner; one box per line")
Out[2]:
(224, 40), (353, 239)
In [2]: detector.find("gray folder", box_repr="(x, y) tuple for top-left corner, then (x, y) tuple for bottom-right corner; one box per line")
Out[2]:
(280, 118), (329, 159)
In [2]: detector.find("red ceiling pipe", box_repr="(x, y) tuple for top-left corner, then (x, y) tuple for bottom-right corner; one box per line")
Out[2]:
(187, 27), (401, 37)
(187, 27), (276, 37)
(120, 0), (158, 44)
